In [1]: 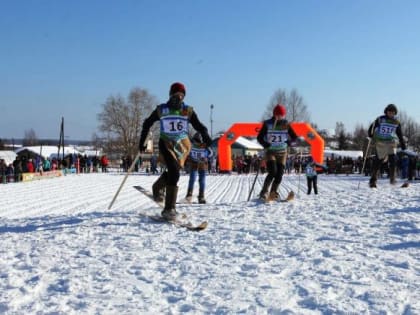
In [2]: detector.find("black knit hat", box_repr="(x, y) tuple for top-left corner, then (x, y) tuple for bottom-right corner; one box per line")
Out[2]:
(192, 132), (203, 143)
(384, 104), (397, 114)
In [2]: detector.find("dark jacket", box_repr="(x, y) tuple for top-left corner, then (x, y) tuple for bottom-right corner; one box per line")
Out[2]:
(257, 117), (297, 150)
(139, 102), (212, 149)
(368, 115), (406, 150)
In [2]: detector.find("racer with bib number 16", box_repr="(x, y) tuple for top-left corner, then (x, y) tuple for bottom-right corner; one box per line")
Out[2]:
(138, 82), (212, 220)
(257, 104), (297, 201)
(368, 103), (406, 188)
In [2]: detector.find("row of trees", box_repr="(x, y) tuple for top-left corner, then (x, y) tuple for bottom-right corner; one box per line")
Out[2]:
(95, 86), (419, 157)
(2, 86), (418, 156)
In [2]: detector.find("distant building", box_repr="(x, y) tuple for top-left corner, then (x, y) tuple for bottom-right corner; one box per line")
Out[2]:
(211, 136), (263, 157)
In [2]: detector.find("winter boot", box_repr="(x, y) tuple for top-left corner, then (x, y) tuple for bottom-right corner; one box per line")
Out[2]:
(161, 185), (178, 220)
(198, 190), (206, 204)
(186, 188), (193, 198)
(369, 157), (381, 188)
(268, 191), (279, 201)
(369, 178), (377, 188)
(268, 182), (280, 201)
(185, 188), (193, 202)
(152, 172), (167, 202)
(259, 191), (268, 201)
(259, 177), (272, 200)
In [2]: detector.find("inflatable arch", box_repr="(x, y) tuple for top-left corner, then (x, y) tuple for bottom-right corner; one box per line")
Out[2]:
(217, 122), (324, 172)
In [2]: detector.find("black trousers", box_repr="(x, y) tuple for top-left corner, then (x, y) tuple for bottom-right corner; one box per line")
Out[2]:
(307, 176), (318, 194)
(159, 140), (181, 186)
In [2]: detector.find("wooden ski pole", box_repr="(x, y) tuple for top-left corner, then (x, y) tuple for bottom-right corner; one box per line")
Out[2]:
(108, 151), (141, 210)
(357, 137), (372, 189)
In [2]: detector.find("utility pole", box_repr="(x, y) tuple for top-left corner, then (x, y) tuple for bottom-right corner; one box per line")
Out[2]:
(210, 104), (214, 138)
(58, 117), (65, 161)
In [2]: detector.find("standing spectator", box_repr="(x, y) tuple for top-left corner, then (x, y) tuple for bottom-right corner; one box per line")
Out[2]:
(43, 158), (51, 171)
(6, 163), (14, 182)
(400, 155), (409, 179)
(304, 157), (327, 195)
(51, 159), (58, 170)
(101, 155), (109, 172)
(27, 159), (34, 173)
(257, 104), (297, 201)
(259, 158), (266, 174)
(13, 157), (22, 182)
(0, 159), (6, 184)
(407, 155), (417, 181)
(185, 133), (213, 204)
(368, 104), (406, 187)
(210, 154), (217, 173)
(138, 82), (212, 220)
(305, 157), (318, 195)
(150, 154), (158, 174)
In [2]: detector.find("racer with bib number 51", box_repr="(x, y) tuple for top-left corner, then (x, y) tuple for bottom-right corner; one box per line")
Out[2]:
(368, 104), (406, 188)
(139, 82), (212, 220)
(257, 104), (297, 201)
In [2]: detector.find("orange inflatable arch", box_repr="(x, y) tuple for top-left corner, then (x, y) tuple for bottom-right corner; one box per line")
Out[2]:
(218, 122), (324, 172)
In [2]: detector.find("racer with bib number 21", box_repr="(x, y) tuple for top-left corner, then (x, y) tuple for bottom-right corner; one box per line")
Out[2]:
(257, 104), (297, 201)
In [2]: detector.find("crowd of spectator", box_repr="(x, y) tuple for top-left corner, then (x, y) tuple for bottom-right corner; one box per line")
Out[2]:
(1, 151), (419, 184)
(0, 153), (111, 183)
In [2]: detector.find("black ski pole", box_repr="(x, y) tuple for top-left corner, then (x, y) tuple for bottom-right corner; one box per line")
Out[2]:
(248, 159), (261, 201)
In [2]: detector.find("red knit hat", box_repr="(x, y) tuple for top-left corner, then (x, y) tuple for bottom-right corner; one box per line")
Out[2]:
(273, 104), (286, 116)
(169, 82), (186, 96)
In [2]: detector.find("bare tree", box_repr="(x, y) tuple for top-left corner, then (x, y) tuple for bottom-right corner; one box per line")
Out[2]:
(91, 133), (104, 156)
(398, 110), (420, 150)
(351, 123), (369, 150)
(263, 88), (310, 122)
(23, 128), (38, 146)
(128, 87), (160, 150)
(97, 87), (157, 158)
(334, 122), (350, 150)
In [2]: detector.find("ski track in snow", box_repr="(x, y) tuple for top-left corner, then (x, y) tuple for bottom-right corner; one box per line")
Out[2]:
(0, 172), (419, 314)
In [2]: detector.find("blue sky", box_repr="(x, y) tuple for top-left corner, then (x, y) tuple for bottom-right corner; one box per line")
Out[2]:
(1, 0), (419, 140)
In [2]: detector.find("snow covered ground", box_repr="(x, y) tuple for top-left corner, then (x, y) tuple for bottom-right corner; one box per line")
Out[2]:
(0, 171), (419, 314)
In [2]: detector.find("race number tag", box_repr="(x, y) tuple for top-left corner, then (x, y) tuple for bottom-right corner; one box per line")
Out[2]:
(378, 123), (396, 138)
(267, 130), (288, 150)
(190, 147), (207, 162)
(306, 166), (316, 176)
(161, 115), (189, 138)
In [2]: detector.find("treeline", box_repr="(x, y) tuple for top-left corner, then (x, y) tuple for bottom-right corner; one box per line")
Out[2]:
(1, 87), (419, 155)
